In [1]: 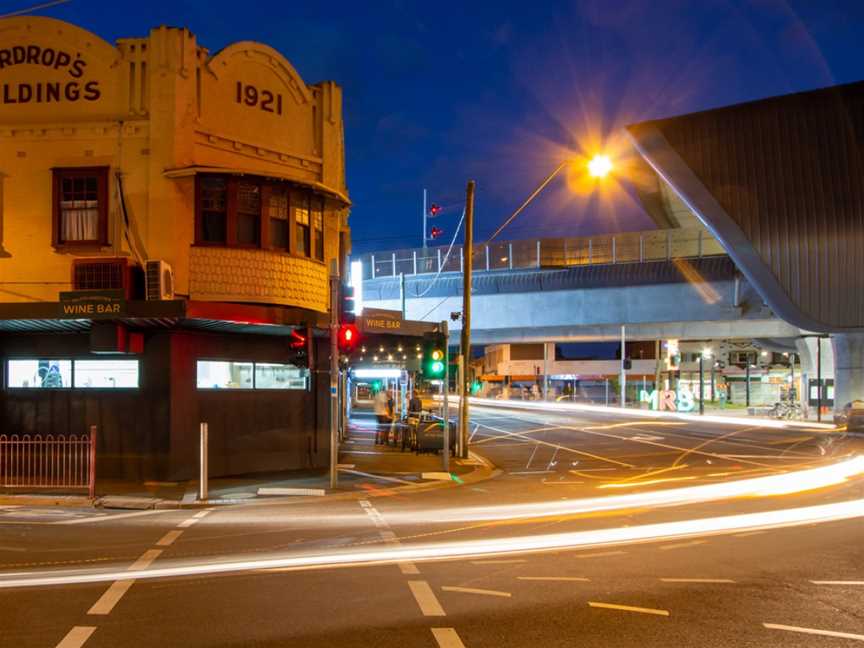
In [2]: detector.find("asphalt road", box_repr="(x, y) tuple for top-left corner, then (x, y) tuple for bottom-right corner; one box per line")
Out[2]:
(1, 404), (862, 647)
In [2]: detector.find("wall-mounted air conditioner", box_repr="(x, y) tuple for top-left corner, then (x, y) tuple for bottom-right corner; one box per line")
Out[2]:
(145, 259), (175, 300)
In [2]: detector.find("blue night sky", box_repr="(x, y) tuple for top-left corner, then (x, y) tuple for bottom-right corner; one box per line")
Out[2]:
(6, 0), (863, 254)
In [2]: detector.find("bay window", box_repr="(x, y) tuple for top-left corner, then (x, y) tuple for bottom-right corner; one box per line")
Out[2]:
(195, 174), (327, 260)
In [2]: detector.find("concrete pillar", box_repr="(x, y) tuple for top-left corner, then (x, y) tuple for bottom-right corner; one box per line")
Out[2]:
(830, 333), (864, 413)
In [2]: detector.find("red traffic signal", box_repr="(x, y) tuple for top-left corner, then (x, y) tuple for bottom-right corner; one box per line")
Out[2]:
(429, 203), (442, 217)
(289, 329), (306, 349)
(430, 226), (443, 239)
(288, 329), (309, 368)
(338, 324), (359, 355)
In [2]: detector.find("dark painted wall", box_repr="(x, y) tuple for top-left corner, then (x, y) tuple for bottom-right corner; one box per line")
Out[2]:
(0, 328), (330, 482)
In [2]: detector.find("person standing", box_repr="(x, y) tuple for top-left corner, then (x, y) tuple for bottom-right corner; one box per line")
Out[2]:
(373, 389), (390, 444)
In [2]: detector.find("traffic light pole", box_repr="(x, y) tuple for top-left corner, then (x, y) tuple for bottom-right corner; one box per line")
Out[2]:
(441, 320), (450, 473)
(329, 260), (340, 489)
(459, 180), (475, 460)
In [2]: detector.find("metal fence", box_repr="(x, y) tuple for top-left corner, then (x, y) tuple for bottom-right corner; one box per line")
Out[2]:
(360, 227), (726, 279)
(0, 427), (96, 498)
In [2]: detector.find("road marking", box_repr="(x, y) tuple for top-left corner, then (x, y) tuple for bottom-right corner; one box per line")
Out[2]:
(518, 576), (590, 582)
(379, 530), (397, 541)
(471, 559), (526, 564)
(589, 602), (669, 616)
(129, 549), (162, 570)
(54, 510), (171, 525)
(660, 578), (736, 583)
(659, 540), (707, 551)
(192, 510), (212, 519)
(341, 468), (415, 485)
(177, 518), (199, 528)
(55, 626), (96, 648)
(764, 623), (864, 641)
(811, 580), (864, 586)
(431, 627), (467, 648)
(576, 550), (626, 559)
(399, 562), (420, 575)
(156, 530), (184, 547)
(88, 579), (134, 615)
(509, 470), (555, 475)
(442, 585), (512, 598)
(408, 580), (446, 616)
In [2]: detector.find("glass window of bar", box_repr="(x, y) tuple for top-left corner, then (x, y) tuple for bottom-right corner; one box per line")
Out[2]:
(73, 360), (140, 389)
(196, 361), (308, 390)
(7, 360), (72, 389)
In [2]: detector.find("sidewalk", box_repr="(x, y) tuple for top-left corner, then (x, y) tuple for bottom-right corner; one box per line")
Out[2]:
(0, 413), (493, 509)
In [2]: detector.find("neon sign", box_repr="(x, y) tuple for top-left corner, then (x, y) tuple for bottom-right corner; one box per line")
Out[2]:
(639, 389), (695, 412)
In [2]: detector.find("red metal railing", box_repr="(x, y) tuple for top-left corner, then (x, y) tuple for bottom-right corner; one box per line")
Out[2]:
(0, 425), (96, 499)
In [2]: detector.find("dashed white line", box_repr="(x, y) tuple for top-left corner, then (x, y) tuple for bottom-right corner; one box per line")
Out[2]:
(659, 578), (736, 584)
(156, 530), (184, 547)
(399, 562), (420, 575)
(88, 579), (135, 615)
(764, 623), (864, 641)
(659, 540), (707, 551)
(129, 549), (162, 570)
(517, 576), (590, 582)
(192, 510), (212, 519)
(431, 627), (467, 648)
(576, 550), (626, 559)
(408, 580), (446, 616)
(177, 518), (199, 528)
(442, 585), (512, 598)
(55, 626), (96, 648)
(589, 602), (670, 616)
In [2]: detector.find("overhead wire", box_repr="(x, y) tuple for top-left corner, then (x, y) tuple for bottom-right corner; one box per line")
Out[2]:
(0, 0), (72, 18)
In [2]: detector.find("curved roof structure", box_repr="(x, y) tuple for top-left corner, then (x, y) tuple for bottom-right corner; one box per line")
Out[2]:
(627, 81), (864, 332)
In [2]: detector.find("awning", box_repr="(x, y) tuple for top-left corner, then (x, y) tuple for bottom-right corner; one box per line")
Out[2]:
(163, 165), (351, 206)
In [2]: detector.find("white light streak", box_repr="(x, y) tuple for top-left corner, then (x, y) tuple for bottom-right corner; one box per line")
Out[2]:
(2, 499), (862, 589)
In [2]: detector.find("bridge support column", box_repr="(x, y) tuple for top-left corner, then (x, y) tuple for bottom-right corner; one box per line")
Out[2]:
(830, 333), (864, 414)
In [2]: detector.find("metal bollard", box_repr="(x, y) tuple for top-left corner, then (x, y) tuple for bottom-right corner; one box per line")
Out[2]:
(88, 425), (97, 500)
(198, 422), (208, 501)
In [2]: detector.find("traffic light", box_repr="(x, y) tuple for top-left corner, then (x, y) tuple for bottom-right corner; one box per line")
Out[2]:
(338, 323), (359, 355)
(339, 284), (356, 324)
(429, 203), (442, 217)
(422, 331), (446, 379)
(288, 328), (309, 368)
(430, 226), (443, 240)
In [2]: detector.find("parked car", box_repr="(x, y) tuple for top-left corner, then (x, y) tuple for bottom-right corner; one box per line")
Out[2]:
(834, 400), (864, 431)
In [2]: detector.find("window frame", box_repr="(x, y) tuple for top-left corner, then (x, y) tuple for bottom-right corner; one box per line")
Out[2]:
(194, 174), (327, 263)
(4, 358), (140, 391)
(195, 359), (309, 391)
(52, 166), (110, 248)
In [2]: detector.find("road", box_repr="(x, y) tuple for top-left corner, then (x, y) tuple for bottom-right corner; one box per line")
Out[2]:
(1, 403), (862, 647)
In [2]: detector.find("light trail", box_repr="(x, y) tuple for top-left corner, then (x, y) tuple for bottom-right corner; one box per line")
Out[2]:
(386, 455), (864, 523)
(1, 498), (862, 589)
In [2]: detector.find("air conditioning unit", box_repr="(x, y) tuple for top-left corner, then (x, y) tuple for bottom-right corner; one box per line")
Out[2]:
(145, 260), (175, 300)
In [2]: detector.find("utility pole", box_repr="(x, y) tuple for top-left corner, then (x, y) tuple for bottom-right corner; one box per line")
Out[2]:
(329, 260), (340, 489)
(459, 181), (475, 459)
(817, 336), (823, 422)
(620, 325), (626, 408)
(441, 319), (450, 472)
(699, 354), (705, 415)
(422, 188), (428, 249)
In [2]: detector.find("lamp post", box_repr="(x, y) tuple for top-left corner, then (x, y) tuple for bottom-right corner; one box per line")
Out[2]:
(699, 347), (712, 416)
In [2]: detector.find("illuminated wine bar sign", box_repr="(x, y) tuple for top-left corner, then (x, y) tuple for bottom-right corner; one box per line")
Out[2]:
(639, 388), (696, 412)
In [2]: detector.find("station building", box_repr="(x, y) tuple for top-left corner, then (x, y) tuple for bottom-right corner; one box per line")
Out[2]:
(0, 17), (350, 480)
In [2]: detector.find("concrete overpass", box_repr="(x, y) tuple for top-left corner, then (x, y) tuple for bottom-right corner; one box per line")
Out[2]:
(356, 228), (800, 345)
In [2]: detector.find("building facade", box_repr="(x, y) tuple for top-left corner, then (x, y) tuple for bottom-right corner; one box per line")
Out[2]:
(0, 17), (350, 481)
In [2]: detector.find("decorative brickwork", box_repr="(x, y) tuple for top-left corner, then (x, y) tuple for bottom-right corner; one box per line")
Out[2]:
(189, 247), (328, 312)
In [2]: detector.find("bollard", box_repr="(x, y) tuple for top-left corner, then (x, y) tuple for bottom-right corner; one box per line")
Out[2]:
(88, 425), (97, 500)
(198, 422), (208, 501)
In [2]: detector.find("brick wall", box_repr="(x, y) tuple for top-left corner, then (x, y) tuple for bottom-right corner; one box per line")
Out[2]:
(189, 247), (328, 312)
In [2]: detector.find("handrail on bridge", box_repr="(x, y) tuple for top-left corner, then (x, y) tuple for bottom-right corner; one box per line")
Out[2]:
(358, 227), (724, 280)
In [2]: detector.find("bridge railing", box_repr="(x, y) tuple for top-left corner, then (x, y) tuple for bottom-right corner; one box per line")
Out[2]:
(361, 227), (725, 280)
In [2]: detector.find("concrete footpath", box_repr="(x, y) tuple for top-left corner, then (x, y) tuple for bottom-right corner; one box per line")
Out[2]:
(0, 414), (495, 510)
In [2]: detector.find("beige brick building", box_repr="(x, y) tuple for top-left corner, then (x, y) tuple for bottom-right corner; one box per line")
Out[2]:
(0, 16), (351, 481)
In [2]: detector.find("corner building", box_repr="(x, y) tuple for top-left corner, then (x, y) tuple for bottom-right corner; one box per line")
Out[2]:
(0, 17), (350, 480)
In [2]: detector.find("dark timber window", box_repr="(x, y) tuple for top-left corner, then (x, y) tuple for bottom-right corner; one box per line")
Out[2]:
(293, 190), (311, 257)
(52, 167), (109, 246)
(195, 175), (327, 259)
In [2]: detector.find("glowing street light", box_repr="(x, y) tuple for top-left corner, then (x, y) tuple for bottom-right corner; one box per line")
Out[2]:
(588, 154), (613, 178)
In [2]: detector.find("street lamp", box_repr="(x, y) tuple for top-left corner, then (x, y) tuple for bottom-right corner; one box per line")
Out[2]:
(588, 154), (613, 178)
(699, 348), (712, 416)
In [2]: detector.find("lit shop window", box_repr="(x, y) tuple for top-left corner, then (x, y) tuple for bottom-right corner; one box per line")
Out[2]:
(254, 363), (308, 390)
(73, 360), (139, 389)
(7, 360), (72, 389)
(196, 360), (254, 389)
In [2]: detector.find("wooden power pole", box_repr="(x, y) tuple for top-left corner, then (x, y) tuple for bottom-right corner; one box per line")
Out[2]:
(459, 181), (475, 459)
